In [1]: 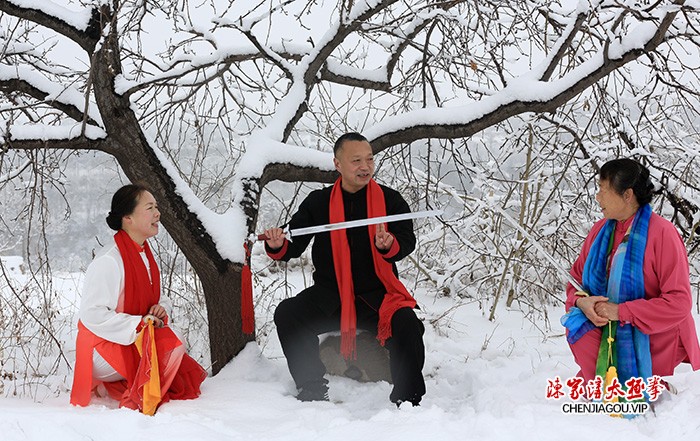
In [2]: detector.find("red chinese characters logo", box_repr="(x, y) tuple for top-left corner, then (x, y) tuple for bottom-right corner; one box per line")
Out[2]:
(624, 377), (645, 401)
(566, 377), (585, 400)
(603, 377), (626, 401)
(646, 375), (665, 402)
(586, 376), (603, 401)
(546, 376), (565, 400)
(546, 375), (665, 401)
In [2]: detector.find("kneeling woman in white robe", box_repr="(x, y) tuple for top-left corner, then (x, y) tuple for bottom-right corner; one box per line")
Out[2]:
(71, 184), (206, 414)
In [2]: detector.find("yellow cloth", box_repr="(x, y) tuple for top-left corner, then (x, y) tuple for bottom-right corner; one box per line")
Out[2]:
(135, 319), (162, 416)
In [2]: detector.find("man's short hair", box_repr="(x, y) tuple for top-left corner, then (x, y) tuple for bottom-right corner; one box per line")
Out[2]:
(333, 132), (368, 156)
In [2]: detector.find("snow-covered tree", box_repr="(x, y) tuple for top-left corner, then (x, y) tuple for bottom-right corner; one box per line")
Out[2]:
(1, 0), (699, 375)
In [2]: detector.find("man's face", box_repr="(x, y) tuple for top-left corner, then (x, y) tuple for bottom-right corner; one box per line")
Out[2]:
(333, 140), (375, 193)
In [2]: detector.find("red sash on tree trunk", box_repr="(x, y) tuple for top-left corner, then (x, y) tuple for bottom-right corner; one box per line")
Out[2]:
(329, 178), (416, 359)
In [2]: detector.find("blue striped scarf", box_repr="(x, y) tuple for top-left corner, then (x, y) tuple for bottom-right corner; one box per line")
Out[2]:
(562, 205), (652, 383)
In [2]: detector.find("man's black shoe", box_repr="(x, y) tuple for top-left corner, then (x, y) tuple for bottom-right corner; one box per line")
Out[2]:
(296, 383), (329, 402)
(394, 397), (421, 408)
(392, 390), (422, 408)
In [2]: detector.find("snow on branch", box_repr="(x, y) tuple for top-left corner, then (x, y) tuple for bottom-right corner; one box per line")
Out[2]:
(236, 133), (334, 182)
(3, 127), (110, 154)
(146, 140), (247, 262)
(2, 0), (93, 30)
(0, 0), (104, 52)
(365, 1), (685, 153)
(5, 122), (106, 142)
(0, 65), (102, 126)
(116, 41), (311, 96)
(235, 0), (295, 33)
(320, 62), (390, 91)
(117, 1), (460, 106)
(252, 0), (402, 142)
(302, 0), (398, 87)
(335, 7), (456, 90)
(345, 0), (389, 23)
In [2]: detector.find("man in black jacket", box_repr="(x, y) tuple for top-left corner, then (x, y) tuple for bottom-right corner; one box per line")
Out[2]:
(263, 132), (425, 406)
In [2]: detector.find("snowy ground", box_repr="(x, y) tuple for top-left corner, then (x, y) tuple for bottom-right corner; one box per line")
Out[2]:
(2, 265), (700, 441)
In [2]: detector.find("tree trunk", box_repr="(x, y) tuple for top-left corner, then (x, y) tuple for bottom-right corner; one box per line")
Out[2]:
(198, 263), (252, 374)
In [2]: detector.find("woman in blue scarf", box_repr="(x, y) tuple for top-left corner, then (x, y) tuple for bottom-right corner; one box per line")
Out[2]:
(563, 159), (700, 389)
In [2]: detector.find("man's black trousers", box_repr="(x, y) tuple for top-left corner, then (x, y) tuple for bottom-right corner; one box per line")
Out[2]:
(274, 284), (426, 403)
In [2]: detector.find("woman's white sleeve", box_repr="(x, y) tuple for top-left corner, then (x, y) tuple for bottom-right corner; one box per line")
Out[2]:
(79, 255), (142, 345)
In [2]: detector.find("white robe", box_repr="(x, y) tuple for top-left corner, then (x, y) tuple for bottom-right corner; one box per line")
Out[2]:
(79, 236), (172, 379)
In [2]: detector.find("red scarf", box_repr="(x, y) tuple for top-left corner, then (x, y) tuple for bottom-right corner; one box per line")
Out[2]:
(113, 229), (166, 411)
(330, 178), (416, 359)
(115, 229), (161, 316)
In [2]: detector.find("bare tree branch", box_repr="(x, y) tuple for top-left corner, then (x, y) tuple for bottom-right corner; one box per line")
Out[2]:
(318, 67), (390, 91)
(540, 11), (588, 82)
(2, 136), (114, 154)
(279, 0), (401, 141)
(260, 163), (338, 188)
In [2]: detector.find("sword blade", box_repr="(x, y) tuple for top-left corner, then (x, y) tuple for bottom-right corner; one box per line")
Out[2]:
(484, 202), (584, 292)
(257, 209), (442, 241)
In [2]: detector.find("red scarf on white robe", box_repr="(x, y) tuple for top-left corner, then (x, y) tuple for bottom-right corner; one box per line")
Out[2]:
(330, 178), (416, 359)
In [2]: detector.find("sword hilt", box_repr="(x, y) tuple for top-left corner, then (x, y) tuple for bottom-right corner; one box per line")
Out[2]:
(256, 228), (292, 242)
